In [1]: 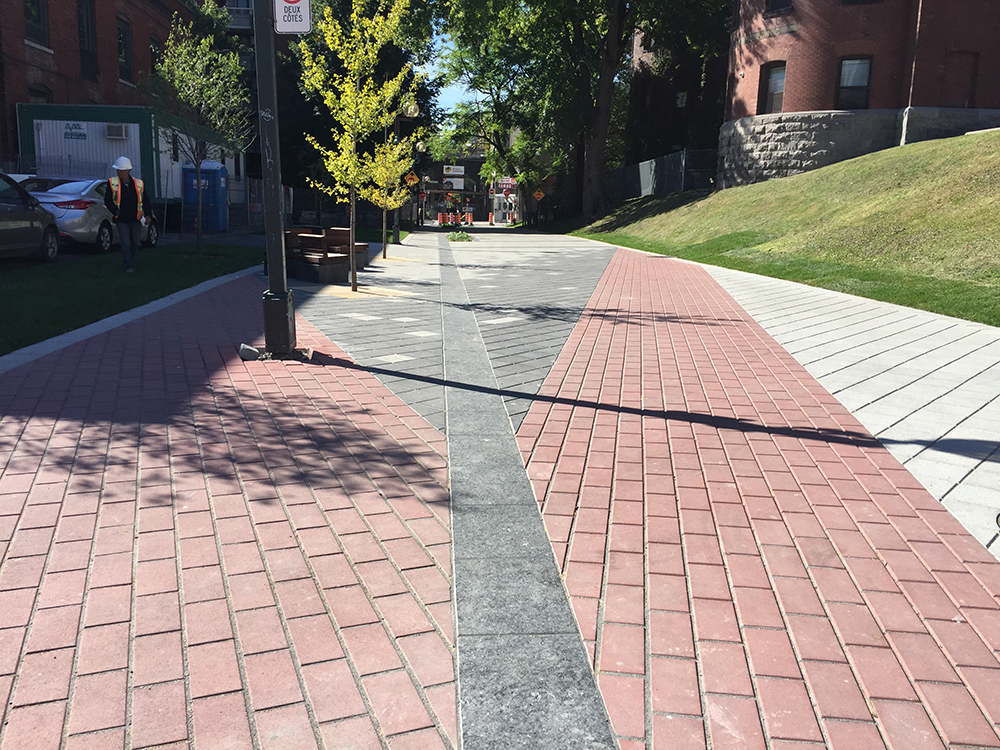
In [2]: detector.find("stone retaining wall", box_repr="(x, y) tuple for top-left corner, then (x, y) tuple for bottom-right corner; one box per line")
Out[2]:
(717, 110), (899, 189)
(718, 107), (1000, 188)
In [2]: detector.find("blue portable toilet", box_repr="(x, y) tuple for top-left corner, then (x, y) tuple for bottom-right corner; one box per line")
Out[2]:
(182, 160), (228, 231)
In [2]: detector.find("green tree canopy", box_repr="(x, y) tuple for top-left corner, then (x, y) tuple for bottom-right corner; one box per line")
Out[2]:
(154, 2), (252, 248)
(442, 0), (730, 217)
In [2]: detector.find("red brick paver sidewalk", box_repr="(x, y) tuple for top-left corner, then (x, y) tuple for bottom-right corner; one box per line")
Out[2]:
(518, 250), (1000, 750)
(0, 275), (456, 750)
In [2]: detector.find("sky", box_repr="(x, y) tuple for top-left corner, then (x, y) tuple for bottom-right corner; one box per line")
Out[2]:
(425, 35), (470, 114)
(436, 82), (467, 112)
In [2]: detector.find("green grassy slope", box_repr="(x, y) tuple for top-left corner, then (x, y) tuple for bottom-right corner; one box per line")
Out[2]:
(574, 129), (1000, 325)
(0, 243), (261, 357)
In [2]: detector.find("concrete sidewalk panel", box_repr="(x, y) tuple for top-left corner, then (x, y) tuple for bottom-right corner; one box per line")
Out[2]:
(454, 557), (580, 636)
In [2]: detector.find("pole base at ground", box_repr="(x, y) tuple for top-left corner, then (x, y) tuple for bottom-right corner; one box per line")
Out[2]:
(263, 289), (296, 356)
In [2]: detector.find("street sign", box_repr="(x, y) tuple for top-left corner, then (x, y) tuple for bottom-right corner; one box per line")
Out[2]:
(404, 171), (419, 187)
(274, 0), (311, 34)
(419, 191), (426, 200)
(503, 188), (510, 197)
(533, 189), (545, 200)
(489, 187), (495, 196)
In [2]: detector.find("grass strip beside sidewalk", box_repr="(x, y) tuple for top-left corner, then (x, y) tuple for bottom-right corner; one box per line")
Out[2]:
(0, 243), (261, 357)
(577, 228), (1000, 328)
(568, 131), (1000, 328)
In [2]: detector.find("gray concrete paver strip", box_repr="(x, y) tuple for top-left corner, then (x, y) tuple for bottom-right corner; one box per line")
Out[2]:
(294, 229), (619, 747)
(704, 264), (1000, 554)
(438, 235), (617, 749)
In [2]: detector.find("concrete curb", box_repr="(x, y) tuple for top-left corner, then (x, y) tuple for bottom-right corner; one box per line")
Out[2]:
(0, 266), (261, 375)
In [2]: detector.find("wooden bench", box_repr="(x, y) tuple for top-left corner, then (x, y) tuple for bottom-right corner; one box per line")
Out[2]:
(284, 227), (371, 283)
(321, 228), (370, 267)
(286, 227), (369, 266)
(292, 233), (350, 284)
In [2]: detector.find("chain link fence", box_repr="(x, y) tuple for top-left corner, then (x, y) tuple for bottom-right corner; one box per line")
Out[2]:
(604, 149), (718, 205)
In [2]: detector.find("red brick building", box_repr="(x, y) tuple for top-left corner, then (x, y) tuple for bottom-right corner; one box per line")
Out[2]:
(0, 0), (191, 169)
(719, 0), (1000, 186)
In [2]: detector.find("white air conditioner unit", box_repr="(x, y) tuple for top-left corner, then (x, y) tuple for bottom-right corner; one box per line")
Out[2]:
(106, 123), (128, 139)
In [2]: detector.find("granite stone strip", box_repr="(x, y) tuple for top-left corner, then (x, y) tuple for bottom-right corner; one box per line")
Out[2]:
(438, 237), (617, 750)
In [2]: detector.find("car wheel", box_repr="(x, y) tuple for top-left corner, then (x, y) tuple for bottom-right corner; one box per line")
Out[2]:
(37, 227), (59, 262)
(97, 221), (113, 253)
(144, 221), (159, 248)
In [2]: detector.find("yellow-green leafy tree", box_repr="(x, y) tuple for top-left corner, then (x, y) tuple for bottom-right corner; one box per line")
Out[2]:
(300, 0), (414, 291)
(360, 125), (423, 259)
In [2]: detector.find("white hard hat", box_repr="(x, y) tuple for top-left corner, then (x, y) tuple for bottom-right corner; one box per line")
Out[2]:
(112, 156), (132, 170)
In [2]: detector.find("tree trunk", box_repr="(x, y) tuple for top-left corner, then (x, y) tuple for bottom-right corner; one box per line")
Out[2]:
(350, 182), (358, 292)
(381, 204), (387, 259)
(581, 1), (631, 220)
(382, 122), (389, 258)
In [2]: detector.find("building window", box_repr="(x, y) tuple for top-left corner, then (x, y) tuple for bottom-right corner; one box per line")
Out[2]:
(150, 35), (163, 72)
(759, 62), (786, 114)
(117, 16), (134, 83)
(28, 84), (52, 103)
(836, 57), (871, 109)
(24, 0), (49, 46)
(78, 0), (98, 81)
(765, 0), (793, 15)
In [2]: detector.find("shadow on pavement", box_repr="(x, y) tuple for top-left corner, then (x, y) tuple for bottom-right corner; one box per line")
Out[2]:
(880, 436), (1000, 463)
(307, 351), (882, 449)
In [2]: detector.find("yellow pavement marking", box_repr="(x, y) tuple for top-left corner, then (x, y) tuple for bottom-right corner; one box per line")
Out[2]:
(313, 285), (415, 299)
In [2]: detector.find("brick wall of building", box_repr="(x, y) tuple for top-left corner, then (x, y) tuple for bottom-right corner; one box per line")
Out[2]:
(720, 0), (1000, 187)
(908, 0), (1000, 110)
(0, 0), (190, 165)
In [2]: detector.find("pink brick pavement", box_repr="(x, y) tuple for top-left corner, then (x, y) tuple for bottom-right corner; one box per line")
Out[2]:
(0, 275), (456, 750)
(517, 249), (1000, 750)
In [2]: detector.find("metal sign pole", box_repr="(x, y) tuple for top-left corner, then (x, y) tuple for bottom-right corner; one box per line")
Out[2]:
(253, 0), (296, 356)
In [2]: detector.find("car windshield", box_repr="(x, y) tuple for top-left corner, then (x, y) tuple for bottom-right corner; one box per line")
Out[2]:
(47, 181), (97, 194)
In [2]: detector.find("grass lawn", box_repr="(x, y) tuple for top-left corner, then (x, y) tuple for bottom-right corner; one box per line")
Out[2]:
(355, 228), (408, 243)
(568, 129), (1000, 327)
(0, 242), (262, 357)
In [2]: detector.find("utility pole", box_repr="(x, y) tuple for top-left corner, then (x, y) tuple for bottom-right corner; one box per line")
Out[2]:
(254, 0), (295, 356)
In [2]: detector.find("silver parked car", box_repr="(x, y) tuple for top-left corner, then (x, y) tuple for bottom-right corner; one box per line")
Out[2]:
(0, 171), (59, 261)
(27, 179), (159, 252)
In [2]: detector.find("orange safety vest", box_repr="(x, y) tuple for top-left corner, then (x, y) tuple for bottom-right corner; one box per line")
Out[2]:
(109, 176), (144, 221)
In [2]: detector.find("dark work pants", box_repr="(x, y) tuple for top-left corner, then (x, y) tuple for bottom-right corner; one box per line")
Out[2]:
(117, 220), (141, 270)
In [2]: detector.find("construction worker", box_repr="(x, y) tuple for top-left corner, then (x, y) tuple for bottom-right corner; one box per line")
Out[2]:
(104, 156), (152, 273)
